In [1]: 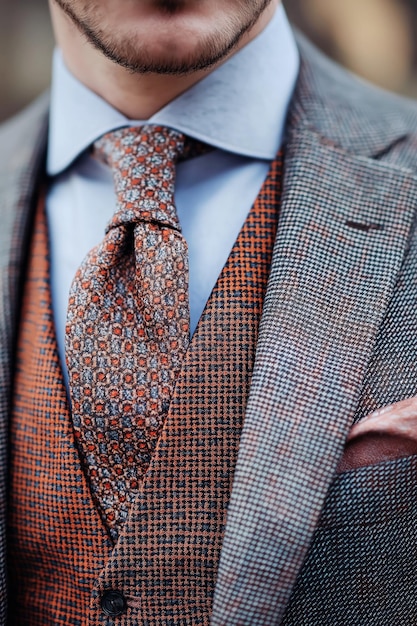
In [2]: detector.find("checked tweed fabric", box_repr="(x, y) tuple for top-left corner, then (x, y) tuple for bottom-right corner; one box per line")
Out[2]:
(66, 126), (192, 539)
(8, 195), (113, 626)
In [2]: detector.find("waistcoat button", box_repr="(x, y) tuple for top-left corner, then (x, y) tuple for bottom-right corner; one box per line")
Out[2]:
(100, 590), (127, 616)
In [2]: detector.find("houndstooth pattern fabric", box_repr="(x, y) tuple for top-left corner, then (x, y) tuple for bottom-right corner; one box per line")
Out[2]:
(212, 135), (417, 624)
(281, 147), (417, 622)
(211, 40), (417, 626)
(66, 126), (190, 539)
(282, 457), (417, 624)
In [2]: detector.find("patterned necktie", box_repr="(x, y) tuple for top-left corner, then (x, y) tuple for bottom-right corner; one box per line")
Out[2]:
(65, 125), (193, 540)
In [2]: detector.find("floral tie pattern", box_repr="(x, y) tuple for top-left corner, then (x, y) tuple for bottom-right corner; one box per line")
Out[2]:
(65, 126), (191, 540)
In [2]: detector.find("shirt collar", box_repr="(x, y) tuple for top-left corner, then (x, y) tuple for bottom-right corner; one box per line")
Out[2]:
(47, 5), (299, 176)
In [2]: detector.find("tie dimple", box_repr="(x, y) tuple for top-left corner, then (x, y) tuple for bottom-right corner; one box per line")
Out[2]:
(65, 125), (190, 540)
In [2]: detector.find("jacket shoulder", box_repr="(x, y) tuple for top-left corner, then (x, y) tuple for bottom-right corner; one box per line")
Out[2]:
(0, 92), (49, 174)
(0, 92), (48, 242)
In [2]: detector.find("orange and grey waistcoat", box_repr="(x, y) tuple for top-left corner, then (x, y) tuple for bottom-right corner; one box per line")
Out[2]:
(7, 155), (282, 625)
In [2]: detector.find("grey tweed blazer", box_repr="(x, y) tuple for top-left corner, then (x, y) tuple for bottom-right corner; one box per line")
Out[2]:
(2, 35), (417, 625)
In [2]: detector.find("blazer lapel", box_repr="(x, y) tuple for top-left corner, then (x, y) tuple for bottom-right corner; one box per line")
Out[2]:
(212, 37), (417, 625)
(0, 94), (48, 621)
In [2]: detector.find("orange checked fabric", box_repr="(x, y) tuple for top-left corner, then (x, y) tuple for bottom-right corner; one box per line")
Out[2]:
(65, 126), (191, 540)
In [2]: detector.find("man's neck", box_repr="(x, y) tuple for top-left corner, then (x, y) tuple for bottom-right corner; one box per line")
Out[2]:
(49, 1), (278, 120)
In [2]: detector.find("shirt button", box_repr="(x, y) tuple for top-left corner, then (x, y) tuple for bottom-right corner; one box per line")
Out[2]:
(100, 590), (127, 617)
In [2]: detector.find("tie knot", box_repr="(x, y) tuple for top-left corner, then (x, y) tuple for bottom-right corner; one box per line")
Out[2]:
(94, 125), (186, 231)
(95, 125), (186, 168)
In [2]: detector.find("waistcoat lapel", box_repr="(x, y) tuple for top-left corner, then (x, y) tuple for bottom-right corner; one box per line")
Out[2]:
(212, 37), (417, 625)
(0, 94), (48, 622)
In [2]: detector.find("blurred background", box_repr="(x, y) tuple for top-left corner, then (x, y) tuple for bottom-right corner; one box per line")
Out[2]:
(1, 0), (417, 122)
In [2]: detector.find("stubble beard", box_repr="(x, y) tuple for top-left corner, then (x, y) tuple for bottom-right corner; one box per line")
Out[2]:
(52, 0), (273, 75)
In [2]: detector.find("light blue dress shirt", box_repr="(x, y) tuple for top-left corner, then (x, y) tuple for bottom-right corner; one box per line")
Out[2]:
(46, 5), (299, 373)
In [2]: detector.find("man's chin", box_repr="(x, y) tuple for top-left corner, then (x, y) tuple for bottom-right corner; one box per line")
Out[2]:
(52, 0), (275, 76)
(88, 25), (239, 75)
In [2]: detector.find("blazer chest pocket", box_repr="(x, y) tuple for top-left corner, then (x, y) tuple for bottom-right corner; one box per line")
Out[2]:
(282, 455), (417, 626)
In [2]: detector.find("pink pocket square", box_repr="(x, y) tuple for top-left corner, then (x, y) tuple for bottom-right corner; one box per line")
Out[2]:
(337, 396), (417, 473)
